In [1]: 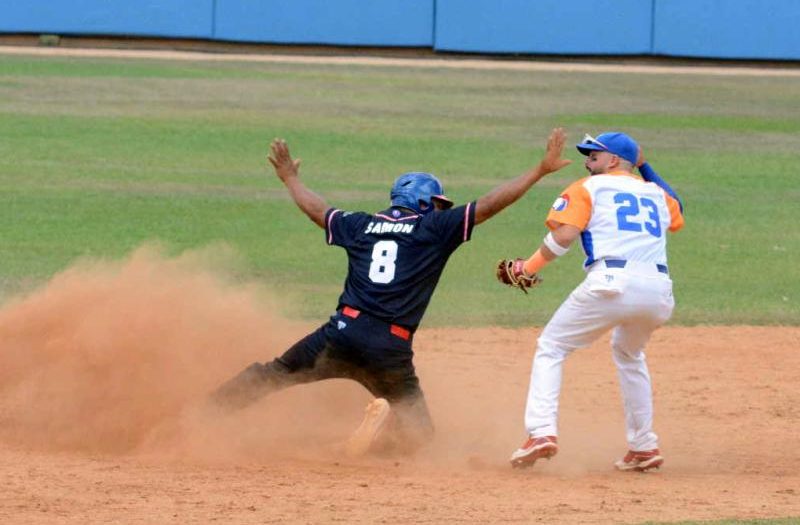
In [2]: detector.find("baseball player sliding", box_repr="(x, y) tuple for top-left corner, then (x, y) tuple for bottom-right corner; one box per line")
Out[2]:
(211, 129), (571, 457)
(497, 131), (684, 471)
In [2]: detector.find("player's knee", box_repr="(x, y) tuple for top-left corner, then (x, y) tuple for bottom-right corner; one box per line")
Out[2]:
(535, 338), (572, 360)
(612, 345), (644, 363)
(390, 396), (435, 451)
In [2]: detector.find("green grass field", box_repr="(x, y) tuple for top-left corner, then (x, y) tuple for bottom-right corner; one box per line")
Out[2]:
(0, 54), (798, 327)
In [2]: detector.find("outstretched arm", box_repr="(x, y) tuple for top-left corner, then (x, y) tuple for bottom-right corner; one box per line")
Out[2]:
(268, 138), (328, 228)
(474, 128), (572, 225)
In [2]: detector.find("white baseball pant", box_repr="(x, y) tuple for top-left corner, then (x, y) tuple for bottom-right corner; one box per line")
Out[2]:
(524, 261), (674, 451)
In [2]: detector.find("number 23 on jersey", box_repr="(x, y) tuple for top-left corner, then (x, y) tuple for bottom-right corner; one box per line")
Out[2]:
(614, 192), (662, 238)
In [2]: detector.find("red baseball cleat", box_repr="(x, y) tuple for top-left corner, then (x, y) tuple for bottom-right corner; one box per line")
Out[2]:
(614, 449), (664, 472)
(510, 435), (558, 468)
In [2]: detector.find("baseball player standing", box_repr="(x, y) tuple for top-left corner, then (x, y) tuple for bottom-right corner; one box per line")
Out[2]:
(212, 129), (571, 456)
(497, 131), (684, 471)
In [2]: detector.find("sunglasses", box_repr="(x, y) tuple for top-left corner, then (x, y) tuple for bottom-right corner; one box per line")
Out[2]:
(581, 133), (609, 151)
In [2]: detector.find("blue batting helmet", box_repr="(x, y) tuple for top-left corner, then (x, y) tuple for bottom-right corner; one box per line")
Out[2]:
(576, 132), (639, 165)
(390, 172), (453, 215)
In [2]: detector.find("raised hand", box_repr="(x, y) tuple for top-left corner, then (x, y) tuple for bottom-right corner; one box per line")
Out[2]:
(538, 127), (572, 175)
(268, 138), (302, 183)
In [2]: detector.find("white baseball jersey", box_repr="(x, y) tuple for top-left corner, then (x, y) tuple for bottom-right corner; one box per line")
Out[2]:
(546, 171), (684, 268)
(522, 169), (684, 452)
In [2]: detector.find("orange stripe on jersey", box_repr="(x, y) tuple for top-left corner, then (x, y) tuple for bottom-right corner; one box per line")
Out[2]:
(665, 192), (684, 232)
(545, 177), (592, 231)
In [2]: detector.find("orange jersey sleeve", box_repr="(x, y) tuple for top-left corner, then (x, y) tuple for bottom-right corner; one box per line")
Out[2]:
(545, 178), (592, 231)
(665, 191), (684, 232)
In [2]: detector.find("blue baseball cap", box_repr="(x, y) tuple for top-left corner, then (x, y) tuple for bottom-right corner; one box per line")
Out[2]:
(576, 132), (639, 165)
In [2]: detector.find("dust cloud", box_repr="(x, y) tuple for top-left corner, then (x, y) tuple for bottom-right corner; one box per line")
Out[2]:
(0, 243), (539, 468)
(0, 244), (369, 461)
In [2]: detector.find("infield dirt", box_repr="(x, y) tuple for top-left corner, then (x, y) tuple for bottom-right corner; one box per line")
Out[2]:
(0, 246), (798, 524)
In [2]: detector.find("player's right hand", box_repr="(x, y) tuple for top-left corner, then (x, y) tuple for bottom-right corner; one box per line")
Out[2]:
(538, 128), (572, 175)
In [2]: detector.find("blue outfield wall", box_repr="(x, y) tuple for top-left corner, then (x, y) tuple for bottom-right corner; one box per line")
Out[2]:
(653, 0), (800, 60)
(0, 0), (214, 39)
(434, 0), (653, 55)
(0, 0), (799, 61)
(214, 0), (434, 47)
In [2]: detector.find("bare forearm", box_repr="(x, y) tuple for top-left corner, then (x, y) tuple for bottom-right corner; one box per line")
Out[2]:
(284, 178), (328, 228)
(474, 128), (571, 225)
(474, 165), (545, 224)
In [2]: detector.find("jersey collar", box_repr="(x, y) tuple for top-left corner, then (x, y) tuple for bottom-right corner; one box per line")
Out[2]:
(375, 207), (420, 221)
(601, 169), (643, 180)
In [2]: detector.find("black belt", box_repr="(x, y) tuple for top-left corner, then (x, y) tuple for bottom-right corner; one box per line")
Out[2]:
(604, 259), (668, 275)
(341, 306), (411, 341)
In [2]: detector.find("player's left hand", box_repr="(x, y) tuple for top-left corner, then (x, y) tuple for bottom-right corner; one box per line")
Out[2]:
(268, 138), (302, 182)
(636, 145), (645, 167)
(496, 258), (542, 294)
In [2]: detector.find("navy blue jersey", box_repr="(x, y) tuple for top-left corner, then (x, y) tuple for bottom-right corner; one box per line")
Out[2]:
(324, 203), (477, 329)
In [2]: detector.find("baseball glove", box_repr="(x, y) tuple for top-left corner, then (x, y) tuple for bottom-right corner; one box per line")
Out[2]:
(496, 258), (542, 294)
